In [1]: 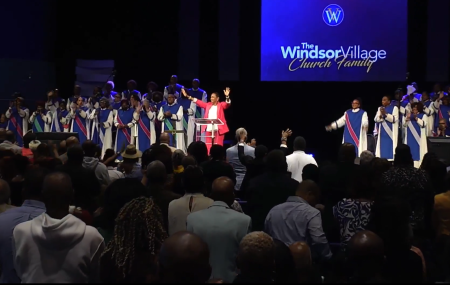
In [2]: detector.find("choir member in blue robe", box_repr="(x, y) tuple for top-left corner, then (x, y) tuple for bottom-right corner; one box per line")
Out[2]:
(178, 88), (197, 149)
(421, 91), (435, 136)
(29, 102), (51, 133)
(142, 81), (158, 102)
(122, 80), (141, 101)
(164, 75), (183, 100)
(104, 81), (117, 101)
(430, 83), (447, 101)
(45, 89), (63, 113)
(67, 85), (86, 111)
(435, 118), (449, 137)
(150, 91), (166, 142)
(67, 97), (89, 144)
(6, 97), (29, 146)
(403, 102), (427, 168)
(135, 100), (156, 152)
(0, 114), (8, 129)
(325, 98), (369, 156)
(157, 93), (184, 150)
(89, 98), (114, 158)
(432, 94), (450, 137)
(374, 96), (399, 161)
(51, 100), (70, 132)
(188, 79), (208, 143)
(110, 93), (122, 111)
(114, 99), (135, 158)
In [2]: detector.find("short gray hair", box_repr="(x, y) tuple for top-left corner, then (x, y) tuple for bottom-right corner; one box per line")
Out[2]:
(237, 232), (275, 272)
(235, 128), (247, 141)
(360, 150), (374, 165)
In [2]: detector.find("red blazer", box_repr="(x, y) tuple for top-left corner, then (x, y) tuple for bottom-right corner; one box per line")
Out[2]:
(195, 99), (231, 135)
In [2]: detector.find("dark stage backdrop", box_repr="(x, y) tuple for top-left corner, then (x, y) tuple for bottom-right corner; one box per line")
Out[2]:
(54, 0), (450, 162)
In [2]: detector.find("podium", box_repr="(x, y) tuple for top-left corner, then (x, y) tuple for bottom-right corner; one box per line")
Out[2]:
(164, 129), (185, 147)
(194, 118), (223, 145)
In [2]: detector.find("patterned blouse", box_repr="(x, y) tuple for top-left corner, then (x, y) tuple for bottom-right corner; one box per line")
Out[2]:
(333, 198), (373, 247)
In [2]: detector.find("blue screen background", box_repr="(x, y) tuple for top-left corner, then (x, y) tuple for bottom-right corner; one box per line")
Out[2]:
(261, 0), (408, 82)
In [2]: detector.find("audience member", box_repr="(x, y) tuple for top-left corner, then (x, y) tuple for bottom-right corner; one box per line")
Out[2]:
(0, 179), (14, 214)
(187, 177), (252, 282)
(0, 168), (48, 283)
(302, 163), (319, 183)
(172, 149), (186, 195)
(118, 144), (143, 181)
(358, 150), (375, 166)
(226, 128), (255, 192)
(239, 144), (268, 193)
(159, 231), (211, 283)
(433, 172), (450, 280)
(290, 242), (322, 283)
(12, 172), (105, 283)
(421, 152), (448, 194)
(100, 197), (167, 283)
(234, 231), (275, 283)
(285, 136), (317, 183)
(102, 148), (125, 183)
(202, 144), (236, 194)
(273, 239), (297, 283)
(188, 140), (209, 165)
(160, 132), (177, 153)
(0, 130), (21, 154)
(82, 140), (111, 187)
(247, 150), (299, 231)
(58, 136), (79, 164)
(265, 179), (332, 261)
(168, 165), (213, 235)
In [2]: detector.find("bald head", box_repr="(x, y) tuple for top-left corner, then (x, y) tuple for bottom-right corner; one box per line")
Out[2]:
(66, 136), (79, 148)
(5, 130), (15, 143)
(0, 179), (11, 204)
(160, 133), (170, 144)
(347, 230), (384, 280)
(289, 242), (312, 270)
(146, 160), (167, 184)
(42, 172), (73, 215)
(237, 232), (275, 275)
(211, 177), (235, 206)
(296, 180), (321, 206)
(159, 231), (211, 283)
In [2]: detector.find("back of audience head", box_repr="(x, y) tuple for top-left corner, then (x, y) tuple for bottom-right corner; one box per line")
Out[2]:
(5, 130), (15, 143)
(273, 239), (297, 283)
(420, 152), (447, 194)
(359, 150), (374, 166)
(0, 178), (11, 205)
(236, 232), (275, 278)
(23, 131), (36, 149)
(338, 143), (356, 164)
(349, 166), (373, 200)
(182, 155), (197, 169)
(146, 160), (167, 185)
(265, 150), (288, 173)
(35, 143), (51, 158)
(66, 136), (79, 149)
(211, 176), (235, 206)
(42, 172), (73, 219)
(293, 136), (306, 151)
(187, 141), (208, 165)
(296, 180), (321, 206)
(183, 165), (205, 194)
(12, 154), (30, 176)
(82, 140), (97, 157)
(210, 145), (225, 161)
(102, 149), (117, 167)
(101, 178), (148, 230)
(67, 146), (84, 165)
(159, 231), (211, 283)
(394, 144), (413, 167)
(235, 128), (247, 142)
(289, 242), (314, 283)
(255, 145), (268, 159)
(147, 144), (174, 174)
(23, 167), (50, 200)
(103, 197), (167, 282)
(173, 149), (185, 168)
(302, 164), (319, 183)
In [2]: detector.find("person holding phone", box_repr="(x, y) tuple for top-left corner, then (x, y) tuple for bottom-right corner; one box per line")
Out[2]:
(403, 102), (427, 168)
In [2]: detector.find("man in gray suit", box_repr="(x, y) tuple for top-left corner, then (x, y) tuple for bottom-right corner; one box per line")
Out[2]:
(226, 128), (255, 192)
(187, 177), (252, 283)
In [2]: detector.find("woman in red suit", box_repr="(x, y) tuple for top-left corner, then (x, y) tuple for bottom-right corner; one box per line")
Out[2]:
(182, 87), (231, 152)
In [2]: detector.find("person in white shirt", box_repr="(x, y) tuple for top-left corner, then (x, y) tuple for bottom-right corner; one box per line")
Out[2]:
(283, 136), (317, 183)
(12, 172), (104, 283)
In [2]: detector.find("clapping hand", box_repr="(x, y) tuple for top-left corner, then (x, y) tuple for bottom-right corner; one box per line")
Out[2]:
(164, 111), (172, 118)
(406, 113), (411, 121)
(224, 87), (231, 96)
(282, 128), (293, 138)
(136, 102), (142, 113)
(181, 88), (188, 97)
(380, 107), (386, 116)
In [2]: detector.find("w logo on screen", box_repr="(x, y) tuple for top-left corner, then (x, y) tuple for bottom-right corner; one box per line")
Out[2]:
(323, 4), (344, 26)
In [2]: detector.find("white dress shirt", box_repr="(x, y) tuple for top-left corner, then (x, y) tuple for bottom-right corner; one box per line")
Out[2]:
(206, 105), (218, 132)
(286, 150), (318, 183)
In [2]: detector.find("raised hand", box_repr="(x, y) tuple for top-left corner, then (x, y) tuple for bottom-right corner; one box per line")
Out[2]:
(282, 128), (293, 138)
(181, 88), (188, 97)
(325, 125), (332, 132)
(224, 87), (231, 96)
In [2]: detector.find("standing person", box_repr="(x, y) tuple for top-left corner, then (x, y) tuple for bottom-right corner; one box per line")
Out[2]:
(325, 98), (369, 156)
(284, 136), (318, 183)
(226, 128), (254, 191)
(404, 102), (428, 168)
(188, 79), (208, 142)
(12, 172), (105, 283)
(29, 101), (52, 133)
(122, 80), (141, 101)
(157, 93), (184, 151)
(177, 88), (197, 148)
(374, 95), (399, 161)
(164, 75), (183, 100)
(104, 81), (117, 100)
(421, 91), (435, 136)
(150, 91), (166, 142)
(51, 100), (69, 133)
(182, 87), (231, 152)
(67, 97), (89, 144)
(110, 93), (122, 111)
(135, 100), (156, 152)
(89, 98), (113, 158)
(67, 85), (85, 111)
(433, 93), (450, 137)
(114, 99), (135, 158)
(141, 81), (158, 101)
(6, 97), (29, 147)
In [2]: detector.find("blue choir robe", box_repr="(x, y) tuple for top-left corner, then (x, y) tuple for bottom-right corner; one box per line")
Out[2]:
(114, 108), (135, 155)
(164, 84), (183, 100)
(188, 88), (208, 143)
(157, 103), (184, 150)
(331, 108), (368, 156)
(89, 108), (114, 158)
(105, 91), (117, 102)
(403, 113), (427, 168)
(45, 97), (64, 113)
(422, 100), (435, 136)
(67, 96), (87, 111)
(151, 100), (167, 138)
(6, 107), (29, 147)
(122, 90), (141, 101)
(67, 107), (89, 144)
(29, 111), (51, 133)
(51, 109), (69, 132)
(374, 105), (399, 161)
(433, 101), (450, 137)
(178, 97), (197, 149)
(135, 109), (156, 152)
